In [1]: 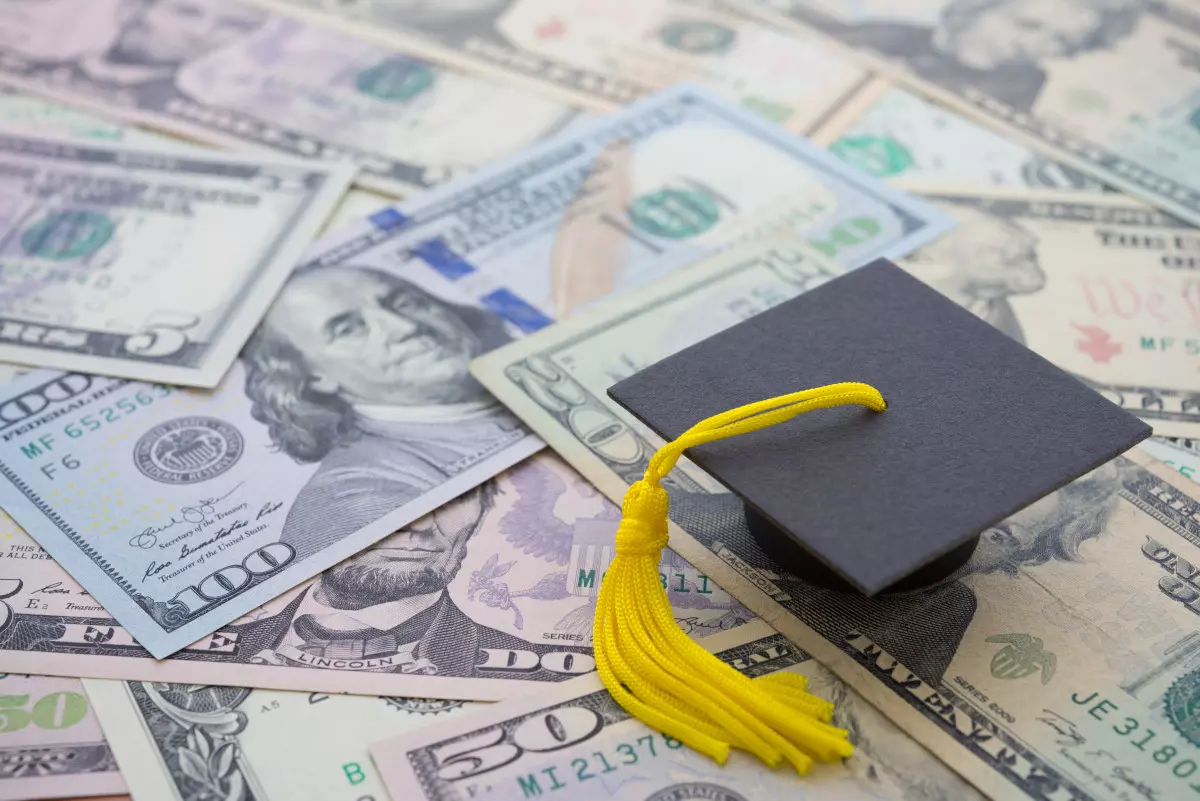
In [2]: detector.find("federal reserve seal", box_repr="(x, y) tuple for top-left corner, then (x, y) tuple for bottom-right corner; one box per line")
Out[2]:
(1166, 668), (1200, 747)
(134, 417), (244, 485)
(21, 209), (115, 260)
(384, 697), (465, 715)
(645, 782), (749, 801)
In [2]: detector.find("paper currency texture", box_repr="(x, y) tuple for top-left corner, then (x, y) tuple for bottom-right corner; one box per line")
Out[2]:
(370, 622), (984, 801)
(898, 185), (1200, 436)
(0, 0), (581, 195)
(0, 130), (353, 387)
(0, 218), (542, 656)
(0, 674), (125, 801)
(373, 83), (954, 325)
(0, 453), (753, 699)
(814, 78), (1107, 191)
(86, 677), (474, 801)
(744, 0), (1200, 227)
(248, 0), (869, 131)
(473, 237), (1200, 801)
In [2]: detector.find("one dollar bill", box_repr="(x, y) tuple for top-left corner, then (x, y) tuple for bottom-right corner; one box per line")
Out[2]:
(84, 676), (476, 801)
(473, 237), (1200, 801)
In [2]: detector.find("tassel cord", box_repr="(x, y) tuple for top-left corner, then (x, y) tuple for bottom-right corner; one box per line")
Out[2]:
(592, 382), (886, 774)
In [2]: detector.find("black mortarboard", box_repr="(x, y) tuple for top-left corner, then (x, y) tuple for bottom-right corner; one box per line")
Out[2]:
(608, 259), (1150, 596)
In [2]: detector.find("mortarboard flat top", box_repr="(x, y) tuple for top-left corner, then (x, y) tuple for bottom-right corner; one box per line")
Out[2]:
(608, 259), (1150, 596)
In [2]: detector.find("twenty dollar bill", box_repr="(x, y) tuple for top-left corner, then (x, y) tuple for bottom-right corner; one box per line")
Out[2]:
(473, 238), (1200, 801)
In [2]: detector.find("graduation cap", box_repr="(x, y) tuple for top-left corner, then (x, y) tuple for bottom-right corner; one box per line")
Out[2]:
(590, 259), (1148, 775)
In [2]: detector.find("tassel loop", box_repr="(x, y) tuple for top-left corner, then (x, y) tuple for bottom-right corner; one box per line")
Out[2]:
(593, 382), (887, 774)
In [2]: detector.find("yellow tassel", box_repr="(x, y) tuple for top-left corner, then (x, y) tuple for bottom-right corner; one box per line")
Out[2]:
(593, 382), (887, 773)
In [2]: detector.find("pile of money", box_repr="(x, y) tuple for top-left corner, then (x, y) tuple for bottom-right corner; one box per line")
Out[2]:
(0, 2), (1195, 800)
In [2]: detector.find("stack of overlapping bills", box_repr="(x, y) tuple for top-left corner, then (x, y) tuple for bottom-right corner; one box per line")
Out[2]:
(0, 3), (1195, 801)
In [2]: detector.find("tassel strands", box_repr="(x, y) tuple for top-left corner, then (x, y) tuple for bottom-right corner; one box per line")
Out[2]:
(592, 383), (888, 773)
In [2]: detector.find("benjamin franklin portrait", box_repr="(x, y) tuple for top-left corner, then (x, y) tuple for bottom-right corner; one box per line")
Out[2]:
(242, 265), (524, 561)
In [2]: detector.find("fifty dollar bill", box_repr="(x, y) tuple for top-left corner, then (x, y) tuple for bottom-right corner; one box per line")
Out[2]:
(370, 621), (985, 801)
(81, 623), (984, 801)
(0, 674), (125, 801)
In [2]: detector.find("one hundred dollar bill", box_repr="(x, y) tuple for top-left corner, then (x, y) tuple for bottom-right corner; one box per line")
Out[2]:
(741, 0), (1200, 227)
(0, 85), (943, 662)
(472, 238), (1200, 800)
(0, 0), (581, 195)
(84, 678), (477, 801)
(0, 674), (125, 801)
(0, 454), (753, 698)
(0, 249), (541, 658)
(369, 621), (985, 801)
(895, 185), (1200, 436)
(0, 129), (353, 387)
(374, 83), (953, 323)
(247, 0), (870, 131)
(811, 77), (1106, 191)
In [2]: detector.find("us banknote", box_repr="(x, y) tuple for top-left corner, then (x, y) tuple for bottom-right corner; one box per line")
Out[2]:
(0, 256), (541, 658)
(0, 0), (581, 195)
(368, 83), (953, 323)
(0, 674), (125, 801)
(1141, 437), (1200, 484)
(248, 0), (870, 130)
(84, 678), (475, 801)
(0, 452), (753, 699)
(896, 185), (1200, 437)
(473, 241), (1200, 800)
(0, 87), (164, 147)
(0, 129), (353, 387)
(0, 84), (943, 662)
(371, 621), (984, 801)
(0, 86), (390, 248)
(742, 0), (1200, 227)
(812, 77), (1105, 191)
